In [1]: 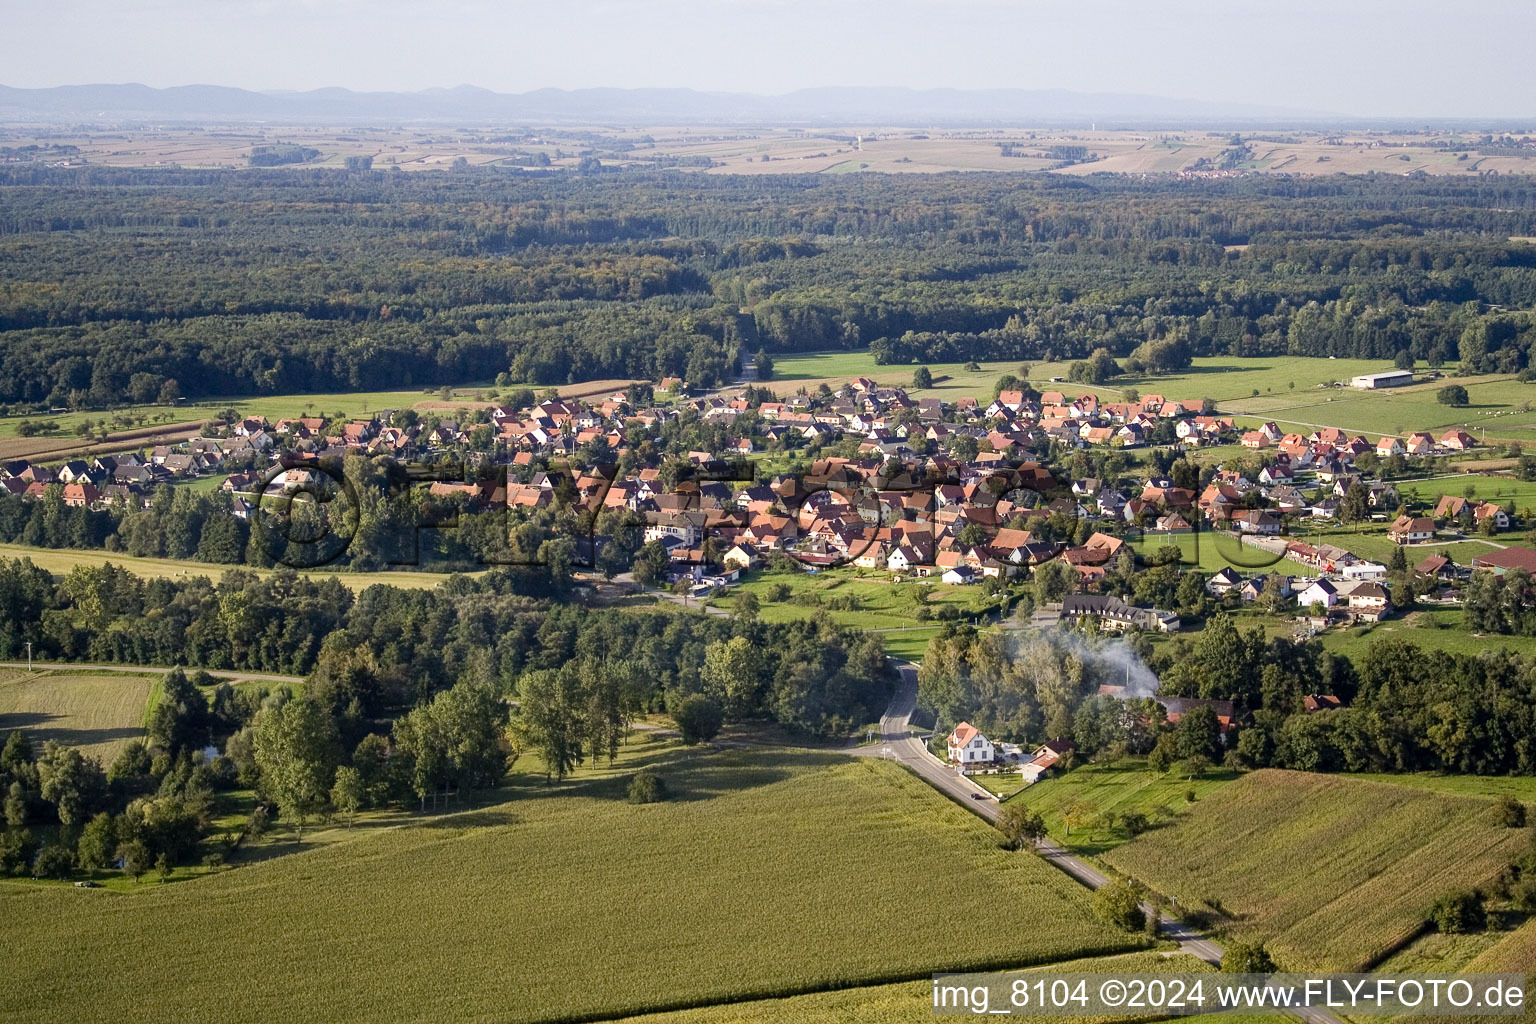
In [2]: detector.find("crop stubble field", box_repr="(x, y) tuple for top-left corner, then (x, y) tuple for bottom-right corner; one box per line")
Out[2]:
(0, 749), (1144, 1024)
(0, 669), (151, 760)
(1103, 770), (1532, 972)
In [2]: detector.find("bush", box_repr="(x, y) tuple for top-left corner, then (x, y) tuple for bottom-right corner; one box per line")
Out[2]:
(1428, 889), (1486, 934)
(1221, 939), (1278, 973)
(627, 769), (666, 804)
(1091, 879), (1146, 932)
(1494, 794), (1527, 828)
(672, 695), (723, 745)
(32, 843), (76, 880)
(1119, 811), (1149, 837)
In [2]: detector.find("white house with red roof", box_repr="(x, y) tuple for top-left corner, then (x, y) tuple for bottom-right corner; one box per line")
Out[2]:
(946, 722), (994, 765)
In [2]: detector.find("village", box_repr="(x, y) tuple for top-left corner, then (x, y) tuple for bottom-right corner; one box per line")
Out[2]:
(4, 369), (1536, 642)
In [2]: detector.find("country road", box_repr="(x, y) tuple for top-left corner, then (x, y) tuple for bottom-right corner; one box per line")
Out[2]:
(864, 663), (1345, 1024)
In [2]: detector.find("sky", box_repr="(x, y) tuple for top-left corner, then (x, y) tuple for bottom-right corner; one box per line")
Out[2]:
(2, 0), (1533, 119)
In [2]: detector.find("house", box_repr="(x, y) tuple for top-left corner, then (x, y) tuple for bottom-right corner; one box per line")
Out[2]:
(1345, 581), (1391, 620)
(1205, 567), (1242, 596)
(1440, 430), (1476, 451)
(1235, 509), (1282, 535)
(947, 723), (994, 765)
(1414, 554), (1456, 580)
(1295, 577), (1338, 609)
(1375, 436), (1405, 457)
(61, 481), (101, 508)
(1303, 694), (1344, 713)
(1155, 697), (1236, 739)
(1405, 433), (1436, 456)
(1388, 515), (1436, 544)
(1154, 512), (1193, 533)
(1340, 561), (1387, 581)
(1019, 739), (1074, 783)
(1239, 431), (1271, 450)
(1060, 594), (1179, 633)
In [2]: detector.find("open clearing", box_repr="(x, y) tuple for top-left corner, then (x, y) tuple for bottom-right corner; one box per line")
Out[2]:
(0, 748), (1144, 1024)
(0, 669), (151, 760)
(1102, 770), (1532, 972)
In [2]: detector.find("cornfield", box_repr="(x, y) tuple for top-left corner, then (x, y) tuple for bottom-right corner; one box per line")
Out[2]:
(1, 749), (1142, 1023)
(1103, 769), (1532, 971)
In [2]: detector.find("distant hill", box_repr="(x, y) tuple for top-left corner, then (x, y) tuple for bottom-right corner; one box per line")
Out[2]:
(0, 82), (1332, 125)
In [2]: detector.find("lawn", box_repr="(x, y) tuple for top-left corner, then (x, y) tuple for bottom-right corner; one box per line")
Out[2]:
(1004, 759), (1242, 859)
(1102, 769), (1533, 972)
(0, 542), (467, 591)
(1127, 533), (1310, 575)
(0, 746), (1146, 1024)
(0, 669), (153, 760)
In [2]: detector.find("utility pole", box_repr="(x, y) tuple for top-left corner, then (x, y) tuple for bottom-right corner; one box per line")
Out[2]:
(25, 641), (32, 673)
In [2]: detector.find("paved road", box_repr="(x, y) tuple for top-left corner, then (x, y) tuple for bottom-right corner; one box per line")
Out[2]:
(865, 664), (1345, 1024)
(0, 661), (307, 684)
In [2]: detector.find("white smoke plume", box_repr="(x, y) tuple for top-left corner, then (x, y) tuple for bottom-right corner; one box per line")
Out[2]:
(1006, 627), (1160, 699)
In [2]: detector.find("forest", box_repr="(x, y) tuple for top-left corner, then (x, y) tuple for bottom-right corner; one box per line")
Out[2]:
(3, 165), (1536, 407)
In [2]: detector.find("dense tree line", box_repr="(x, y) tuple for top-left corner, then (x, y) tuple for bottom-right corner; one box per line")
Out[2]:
(0, 555), (891, 733)
(3, 167), (1536, 407)
(922, 615), (1536, 777)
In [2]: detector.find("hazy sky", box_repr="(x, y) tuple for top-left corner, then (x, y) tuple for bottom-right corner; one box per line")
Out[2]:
(4, 0), (1533, 118)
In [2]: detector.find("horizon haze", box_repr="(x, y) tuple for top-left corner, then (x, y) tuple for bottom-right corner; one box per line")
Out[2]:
(3, 0), (1535, 120)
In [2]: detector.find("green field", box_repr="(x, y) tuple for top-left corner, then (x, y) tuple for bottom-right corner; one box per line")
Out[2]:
(710, 569), (1003, 629)
(0, 746), (1145, 1024)
(767, 352), (1536, 441)
(1314, 610), (1536, 661)
(1296, 527), (1504, 568)
(705, 568), (1010, 661)
(1005, 760), (1241, 858)
(1102, 769), (1532, 972)
(0, 542), (466, 591)
(1401, 475), (1536, 511)
(0, 669), (152, 760)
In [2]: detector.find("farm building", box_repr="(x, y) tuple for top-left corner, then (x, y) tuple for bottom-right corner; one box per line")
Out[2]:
(1349, 369), (1414, 389)
(1472, 546), (1536, 576)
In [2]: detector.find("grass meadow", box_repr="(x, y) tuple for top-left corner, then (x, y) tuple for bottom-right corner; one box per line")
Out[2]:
(0, 542), (465, 591)
(0, 669), (152, 760)
(0, 746), (1145, 1024)
(1102, 770), (1533, 972)
(1004, 759), (1242, 859)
